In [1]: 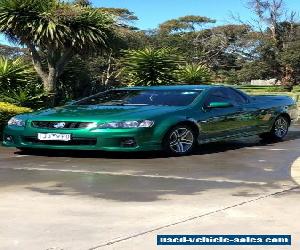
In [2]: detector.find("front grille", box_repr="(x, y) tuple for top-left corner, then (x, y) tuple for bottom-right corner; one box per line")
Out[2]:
(31, 121), (93, 129)
(23, 136), (97, 146)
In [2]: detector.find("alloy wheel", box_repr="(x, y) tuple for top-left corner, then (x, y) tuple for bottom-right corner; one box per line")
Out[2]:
(169, 127), (194, 153)
(274, 117), (288, 138)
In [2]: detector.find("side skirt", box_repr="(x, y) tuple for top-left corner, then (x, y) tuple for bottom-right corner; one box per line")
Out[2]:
(197, 130), (266, 145)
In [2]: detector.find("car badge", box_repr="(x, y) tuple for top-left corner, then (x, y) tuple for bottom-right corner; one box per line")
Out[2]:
(53, 122), (66, 129)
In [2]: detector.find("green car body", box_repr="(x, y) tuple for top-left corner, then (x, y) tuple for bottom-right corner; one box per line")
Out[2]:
(2, 85), (298, 155)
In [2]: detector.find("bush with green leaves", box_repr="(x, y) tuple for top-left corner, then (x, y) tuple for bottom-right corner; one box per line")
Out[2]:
(0, 102), (32, 135)
(0, 56), (35, 88)
(122, 48), (181, 86)
(178, 63), (211, 84)
(0, 56), (45, 108)
(292, 85), (300, 93)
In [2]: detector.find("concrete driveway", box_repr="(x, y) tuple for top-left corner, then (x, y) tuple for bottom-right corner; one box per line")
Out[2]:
(1, 126), (300, 250)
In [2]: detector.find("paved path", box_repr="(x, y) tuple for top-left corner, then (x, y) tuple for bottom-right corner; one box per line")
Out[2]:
(1, 127), (300, 250)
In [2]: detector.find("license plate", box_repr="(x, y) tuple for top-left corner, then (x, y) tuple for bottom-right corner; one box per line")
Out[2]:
(37, 133), (71, 141)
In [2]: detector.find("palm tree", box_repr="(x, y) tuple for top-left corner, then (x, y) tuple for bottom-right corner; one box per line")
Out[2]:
(0, 0), (115, 103)
(122, 48), (181, 86)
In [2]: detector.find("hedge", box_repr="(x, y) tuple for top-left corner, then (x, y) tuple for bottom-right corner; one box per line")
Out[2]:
(0, 102), (32, 136)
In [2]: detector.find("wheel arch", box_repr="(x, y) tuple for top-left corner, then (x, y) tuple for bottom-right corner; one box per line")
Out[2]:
(162, 119), (200, 142)
(278, 112), (291, 126)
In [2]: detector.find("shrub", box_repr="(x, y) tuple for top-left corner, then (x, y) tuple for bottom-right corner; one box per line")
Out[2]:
(122, 48), (181, 86)
(0, 102), (32, 135)
(264, 86), (287, 92)
(292, 85), (300, 93)
(0, 89), (48, 109)
(0, 56), (44, 108)
(178, 63), (212, 84)
(0, 57), (36, 89)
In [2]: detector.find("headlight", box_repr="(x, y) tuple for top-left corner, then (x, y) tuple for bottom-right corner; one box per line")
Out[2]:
(8, 117), (25, 127)
(98, 120), (154, 129)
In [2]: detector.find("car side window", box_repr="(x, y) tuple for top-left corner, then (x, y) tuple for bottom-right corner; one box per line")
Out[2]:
(204, 89), (231, 107)
(225, 88), (248, 105)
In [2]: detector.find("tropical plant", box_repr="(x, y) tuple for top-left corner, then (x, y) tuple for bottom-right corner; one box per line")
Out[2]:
(122, 47), (181, 86)
(0, 56), (35, 89)
(0, 56), (45, 108)
(0, 88), (47, 108)
(178, 63), (212, 84)
(0, 0), (115, 102)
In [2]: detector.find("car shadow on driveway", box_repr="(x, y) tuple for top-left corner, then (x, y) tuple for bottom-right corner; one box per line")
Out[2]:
(2, 130), (299, 202)
(14, 130), (300, 159)
(0, 167), (280, 202)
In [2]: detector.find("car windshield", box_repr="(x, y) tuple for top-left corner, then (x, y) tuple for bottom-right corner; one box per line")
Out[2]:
(76, 89), (202, 106)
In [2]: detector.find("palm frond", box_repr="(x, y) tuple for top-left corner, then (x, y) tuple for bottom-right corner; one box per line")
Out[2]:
(178, 63), (212, 84)
(122, 48), (181, 86)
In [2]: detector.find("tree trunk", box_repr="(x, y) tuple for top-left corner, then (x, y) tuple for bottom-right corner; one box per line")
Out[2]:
(281, 65), (294, 88)
(28, 44), (73, 106)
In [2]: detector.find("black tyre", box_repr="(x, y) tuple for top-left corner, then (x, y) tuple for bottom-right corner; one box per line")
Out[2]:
(259, 115), (289, 141)
(163, 124), (197, 156)
(16, 148), (37, 154)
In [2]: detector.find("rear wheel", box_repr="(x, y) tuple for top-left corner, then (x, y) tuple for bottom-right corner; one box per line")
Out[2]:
(163, 125), (197, 156)
(259, 115), (289, 141)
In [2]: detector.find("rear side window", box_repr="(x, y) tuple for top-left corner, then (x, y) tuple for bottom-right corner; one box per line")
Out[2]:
(225, 88), (248, 105)
(204, 88), (230, 106)
(204, 87), (248, 107)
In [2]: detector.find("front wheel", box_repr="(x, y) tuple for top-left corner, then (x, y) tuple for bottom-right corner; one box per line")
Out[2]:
(16, 147), (39, 154)
(259, 115), (289, 141)
(163, 125), (197, 156)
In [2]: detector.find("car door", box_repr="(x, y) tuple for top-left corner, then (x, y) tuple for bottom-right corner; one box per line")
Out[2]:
(198, 87), (252, 142)
(224, 87), (260, 133)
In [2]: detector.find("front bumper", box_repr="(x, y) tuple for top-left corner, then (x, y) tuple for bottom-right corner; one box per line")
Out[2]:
(2, 126), (161, 152)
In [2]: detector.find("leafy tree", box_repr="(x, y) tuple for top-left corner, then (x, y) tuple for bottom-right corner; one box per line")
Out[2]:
(73, 0), (91, 7)
(247, 0), (299, 85)
(99, 8), (138, 27)
(159, 15), (215, 34)
(277, 23), (300, 85)
(0, 44), (25, 58)
(56, 56), (97, 103)
(122, 48), (181, 86)
(236, 61), (272, 82)
(178, 64), (211, 84)
(0, 0), (115, 103)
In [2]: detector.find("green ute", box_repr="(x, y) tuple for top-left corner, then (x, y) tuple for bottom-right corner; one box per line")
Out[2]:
(2, 85), (298, 156)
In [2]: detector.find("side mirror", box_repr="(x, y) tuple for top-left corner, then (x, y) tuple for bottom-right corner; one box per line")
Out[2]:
(207, 101), (233, 109)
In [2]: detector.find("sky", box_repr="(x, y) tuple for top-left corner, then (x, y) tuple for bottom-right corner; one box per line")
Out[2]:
(98, 0), (299, 29)
(1, 0), (299, 45)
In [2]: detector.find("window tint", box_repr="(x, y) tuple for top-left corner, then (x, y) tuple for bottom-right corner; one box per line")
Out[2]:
(204, 89), (230, 106)
(76, 90), (202, 106)
(204, 88), (248, 107)
(225, 88), (248, 105)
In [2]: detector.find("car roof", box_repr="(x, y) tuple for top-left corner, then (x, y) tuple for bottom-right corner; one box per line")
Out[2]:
(117, 85), (220, 91)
